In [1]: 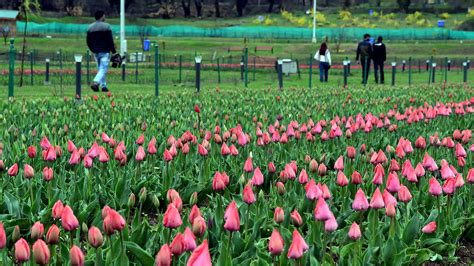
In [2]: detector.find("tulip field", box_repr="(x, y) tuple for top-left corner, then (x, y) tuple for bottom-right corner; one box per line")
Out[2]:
(0, 83), (473, 265)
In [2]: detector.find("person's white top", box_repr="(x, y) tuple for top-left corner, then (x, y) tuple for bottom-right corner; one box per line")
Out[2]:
(314, 49), (332, 65)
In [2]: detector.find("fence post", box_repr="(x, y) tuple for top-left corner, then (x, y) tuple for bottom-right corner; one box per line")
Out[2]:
(8, 38), (15, 98)
(122, 61), (126, 81)
(253, 56), (256, 82)
(277, 59), (283, 91)
(195, 56), (202, 93)
(240, 56), (244, 81)
(244, 47), (248, 87)
(59, 49), (63, 90)
(418, 59), (421, 73)
(402, 60), (406, 72)
(343, 60), (348, 88)
(296, 59), (301, 79)
(154, 44), (159, 97)
(408, 57), (412, 87)
(30, 51), (34, 85)
(431, 62), (436, 84)
(463, 62), (468, 83)
(179, 55), (182, 83)
(346, 57), (351, 75)
(74, 54), (82, 100)
(45, 58), (50, 85)
(391, 62), (396, 86)
(447, 59), (451, 71)
(135, 52), (139, 84)
(444, 57), (448, 83)
(308, 54), (313, 89)
(217, 57), (221, 84)
(86, 50), (90, 84)
(425, 59), (429, 71)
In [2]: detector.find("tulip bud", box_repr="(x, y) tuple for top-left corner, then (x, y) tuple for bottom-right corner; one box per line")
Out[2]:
(88, 226), (104, 248)
(0, 160), (4, 171)
(192, 216), (207, 237)
(32, 239), (50, 265)
(152, 195), (160, 209)
(12, 225), (21, 243)
(31, 221), (44, 240)
(45, 225), (60, 245)
(128, 193), (136, 208)
(274, 207), (285, 224)
(258, 190), (265, 201)
(139, 187), (147, 204)
(23, 164), (35, 179)
(189, 192), (198, 206)
(70, 245), (84, 266)
(276, 182), (285, 195)
(15, 238), (31, 263)
(82, 223), (89, 235)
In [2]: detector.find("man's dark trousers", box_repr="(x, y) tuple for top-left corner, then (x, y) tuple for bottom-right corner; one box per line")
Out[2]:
(361, 58), (371, 84)
(374, 61), (384, 84)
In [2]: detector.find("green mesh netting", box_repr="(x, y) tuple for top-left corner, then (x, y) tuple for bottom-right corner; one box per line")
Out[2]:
(18, 21), (474, 40)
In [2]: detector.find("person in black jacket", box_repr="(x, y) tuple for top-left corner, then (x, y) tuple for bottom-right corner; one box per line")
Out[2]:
(373, 36), (387, 84)
(356, 33), (373, 84)
(87, 10), (116, 92)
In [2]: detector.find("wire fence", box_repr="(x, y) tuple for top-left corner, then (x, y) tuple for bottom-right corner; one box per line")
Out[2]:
(0, 41), (471, 97)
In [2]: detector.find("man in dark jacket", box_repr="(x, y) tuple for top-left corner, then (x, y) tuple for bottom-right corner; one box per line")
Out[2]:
(373, 36), (387, 84)
(356, 33), (373, 84)
(87, 10), (116, 92)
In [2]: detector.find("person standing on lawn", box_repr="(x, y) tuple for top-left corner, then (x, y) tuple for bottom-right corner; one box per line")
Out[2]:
(87, 10), (116, 92)
(356, 33), (373, 84)
(314, 42), (332, 82)
(372, 36), (387, 84)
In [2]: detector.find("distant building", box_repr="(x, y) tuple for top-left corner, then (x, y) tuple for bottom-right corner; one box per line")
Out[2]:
(0, 10), (19, 36)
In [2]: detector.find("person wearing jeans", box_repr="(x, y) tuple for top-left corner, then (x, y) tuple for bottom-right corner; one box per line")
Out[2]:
(314, 43), (332, 82)
(373, 36), (387, 84)
(86, 10), (116, 92)
(356, 33), (373, 84)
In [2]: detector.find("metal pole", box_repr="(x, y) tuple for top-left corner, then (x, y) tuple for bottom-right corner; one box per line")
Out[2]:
(195, 56), (202, 93)
(431, 62), (436, 83)
(312, 0), (317, 43)
(154, 44), (159, 97)
(8, 38), (15, 98)
(447, 59), (451, 71)
(444, 57), (448, 83)
(426, 59), (429, 71)
(343, 60), (348, 88)
(391, 62), (396, 86)
(463, 62), (468, 83)
(75, 55), (82, 99)
(240, 56), (244, 81)
(59, 49), (63, 90)
(244, 47), (248, 87)
(309, 54), (313, 89)
(120, 0), (125, 56)
(402, 60), (406, 72)
(408, 57), (412, 87)
(277, 59), (283, 91)
(45, 58), (50, 85)
(347, 57), (351, 75)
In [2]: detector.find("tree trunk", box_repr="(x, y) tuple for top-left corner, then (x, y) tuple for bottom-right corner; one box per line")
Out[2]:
(182, 0), (191, 17)
(19, 7), (27, 87)
(195, 0), (202, 18)
(236, 0), (245, 17)
(267, 0), (274, 13)
(214, 0), (220, 17)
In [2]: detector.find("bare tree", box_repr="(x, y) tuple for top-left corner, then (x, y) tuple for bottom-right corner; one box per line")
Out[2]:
(195, 0), (202, 18)
(181, 0), (191, 17)
(236, 0), (247, 17)
(268, 0), (274, 13)
(214, 0), (220, 17)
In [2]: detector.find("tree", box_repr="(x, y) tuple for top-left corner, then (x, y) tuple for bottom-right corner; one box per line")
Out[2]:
(236, 0), (248, 17)
(18, 0), (40, 87)
(397, 0), (411, 13)
(268, 0), (274, 13)
(181, 0), (191, 17)
(214, 0), (220, 17)
(194, 0), (202, 18)
(0, 26), (10, 45)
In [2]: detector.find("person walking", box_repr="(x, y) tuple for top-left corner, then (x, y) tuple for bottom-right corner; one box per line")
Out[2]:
(373, 36), (386, 84)
(314, 43), (332, 82)
(87, 10), (116, 92)
(356, 33), (373, 84)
